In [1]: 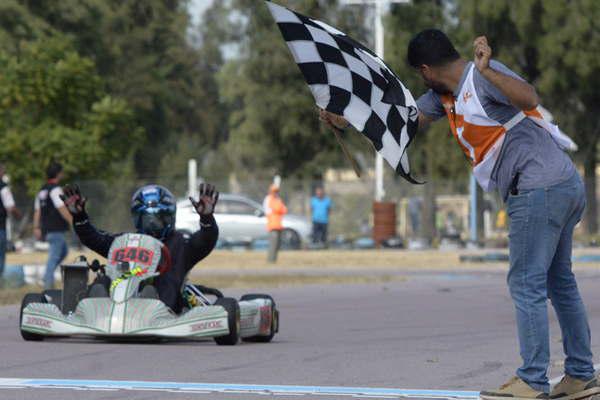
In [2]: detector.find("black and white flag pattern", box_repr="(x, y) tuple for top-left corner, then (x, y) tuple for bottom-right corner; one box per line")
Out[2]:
(266, 1), (420, 183)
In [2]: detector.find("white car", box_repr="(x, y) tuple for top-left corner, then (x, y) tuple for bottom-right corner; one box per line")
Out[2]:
(176, 194), (312, 249)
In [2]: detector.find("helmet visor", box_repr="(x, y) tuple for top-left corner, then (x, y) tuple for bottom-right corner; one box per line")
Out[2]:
(138, 211), (174, 238)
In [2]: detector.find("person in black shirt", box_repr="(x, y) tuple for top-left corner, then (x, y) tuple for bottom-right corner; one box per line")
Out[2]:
(33, 162), (72, 289)
(0, 163), (21, 280)
(60, 183), (219, 314)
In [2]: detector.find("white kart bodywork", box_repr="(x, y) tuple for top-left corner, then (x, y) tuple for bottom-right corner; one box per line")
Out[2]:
(21, 234), (276, 341)
(22, 297), (274, 339)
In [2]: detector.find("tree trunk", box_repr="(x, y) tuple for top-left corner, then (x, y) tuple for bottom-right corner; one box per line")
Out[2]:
(583, 150), (598, 235)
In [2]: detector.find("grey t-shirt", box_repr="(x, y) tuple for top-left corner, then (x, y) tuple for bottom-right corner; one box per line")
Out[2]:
(417, 60), (575, 201)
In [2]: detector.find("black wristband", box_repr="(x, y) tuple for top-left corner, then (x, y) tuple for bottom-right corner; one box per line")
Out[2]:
(72, 211), (90, 224)
(199, 214), (214, 228)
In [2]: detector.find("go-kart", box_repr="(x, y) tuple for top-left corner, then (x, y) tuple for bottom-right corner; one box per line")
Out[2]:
(19, 233), (279, 345)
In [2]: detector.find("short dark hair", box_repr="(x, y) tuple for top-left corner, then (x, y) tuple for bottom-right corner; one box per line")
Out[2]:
(46, 161), (63, 179)
(407, 29), (460, 68)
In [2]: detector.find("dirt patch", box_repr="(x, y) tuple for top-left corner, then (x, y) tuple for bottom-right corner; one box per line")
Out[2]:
(7, 248), (600, 271)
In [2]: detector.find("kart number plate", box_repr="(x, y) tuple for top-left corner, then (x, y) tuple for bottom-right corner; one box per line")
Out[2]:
(112, 247), (154, 266)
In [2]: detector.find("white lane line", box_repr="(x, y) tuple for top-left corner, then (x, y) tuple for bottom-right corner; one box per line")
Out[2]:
(0, 378), (479, 399)
(2, 366), (598, 400)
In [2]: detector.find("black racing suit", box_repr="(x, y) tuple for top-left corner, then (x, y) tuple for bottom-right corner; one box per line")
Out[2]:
(72, 212), (218, 314)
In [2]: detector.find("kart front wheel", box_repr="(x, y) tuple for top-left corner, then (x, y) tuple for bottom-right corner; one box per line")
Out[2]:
(214, 297), (240, 346)
(20, 293), (46, 341)
(240, 294), (279, 343)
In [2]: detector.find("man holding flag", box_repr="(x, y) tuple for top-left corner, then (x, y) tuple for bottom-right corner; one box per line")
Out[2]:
(266, 2), (595, 398)
(321, 29), (596, 400)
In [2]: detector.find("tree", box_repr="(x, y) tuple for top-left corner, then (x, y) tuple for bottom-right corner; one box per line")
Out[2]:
(0, 38), (141, 194)
(385, 0), (470, 241)
(20, 0), (226, 178)
(537, 0), (600, 234)
(219, 0), (369, 180)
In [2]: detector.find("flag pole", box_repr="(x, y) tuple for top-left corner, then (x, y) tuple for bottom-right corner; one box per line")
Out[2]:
(329, 125), (362, 178)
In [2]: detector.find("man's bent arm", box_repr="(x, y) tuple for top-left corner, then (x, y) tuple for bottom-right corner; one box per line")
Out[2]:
(480, 68), (539, 111)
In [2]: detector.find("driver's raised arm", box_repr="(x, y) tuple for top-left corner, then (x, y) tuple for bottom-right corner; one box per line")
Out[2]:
(61, 184), (116, 258)
(186, 184), (220, 267)
(187, 214), (219, 266)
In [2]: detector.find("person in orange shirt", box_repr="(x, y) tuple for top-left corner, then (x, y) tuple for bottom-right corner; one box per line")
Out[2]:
(263, 184), (287, 263)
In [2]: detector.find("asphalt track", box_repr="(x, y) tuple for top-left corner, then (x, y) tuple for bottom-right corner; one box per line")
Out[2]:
(2, 269), (600, 400)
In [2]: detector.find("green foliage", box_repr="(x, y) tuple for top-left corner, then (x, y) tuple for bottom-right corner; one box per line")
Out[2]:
(0, 0), (597, 231)
(219, 0), (369, 179)
(19, 0), (226, 177)
(385, 0), (469, 183)
(0, 38), (141, 194)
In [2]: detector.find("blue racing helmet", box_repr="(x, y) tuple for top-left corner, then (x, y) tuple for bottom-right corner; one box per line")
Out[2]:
(131, 185), (176, 240)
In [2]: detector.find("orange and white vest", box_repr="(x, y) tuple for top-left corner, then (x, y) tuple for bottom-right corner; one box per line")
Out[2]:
(440, 64), (577, 191)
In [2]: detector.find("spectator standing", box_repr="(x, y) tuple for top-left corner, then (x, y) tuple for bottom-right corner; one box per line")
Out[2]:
(310, 187), (332, 245)
(33, 162), (72, 289)
(407, 196), (422, 237)
(263, 184), (287, 263)
(0, 163), (21, 280)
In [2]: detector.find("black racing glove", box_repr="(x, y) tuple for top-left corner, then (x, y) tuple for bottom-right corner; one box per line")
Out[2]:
(60, 184), (88, 220)
(189, 183), (219, 216)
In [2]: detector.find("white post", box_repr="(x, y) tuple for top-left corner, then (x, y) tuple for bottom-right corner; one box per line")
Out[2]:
(188, 159), (197, 199)
(374, 0), (385, 202)
(341, 0), (410, 201)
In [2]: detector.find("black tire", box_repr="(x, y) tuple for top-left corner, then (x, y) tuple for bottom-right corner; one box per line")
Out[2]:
(240, 294), (279, 343)
(20, 293), (46, 341)
(214, 297), (240, 346)
(280, 229), (301, 250)
(42, 289), (62, 311)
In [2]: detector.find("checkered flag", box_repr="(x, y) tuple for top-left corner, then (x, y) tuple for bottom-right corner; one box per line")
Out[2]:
(266, 1), (420, 183)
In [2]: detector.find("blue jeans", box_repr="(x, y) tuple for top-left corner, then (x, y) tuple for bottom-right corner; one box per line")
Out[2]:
(312, 222), (328, 244)
(507, 172), (594, 392)
(0, 229), (6, 278)
(44, 232), (68, 289)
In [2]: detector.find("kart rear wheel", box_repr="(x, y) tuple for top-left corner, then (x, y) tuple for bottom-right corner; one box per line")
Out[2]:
(240, 294), (279, 343)
(20, 293), (45, 341)
(214, 297), (240, 346)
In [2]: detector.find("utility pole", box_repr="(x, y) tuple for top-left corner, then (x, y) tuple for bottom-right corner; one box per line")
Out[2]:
(341, 0), (410, 201)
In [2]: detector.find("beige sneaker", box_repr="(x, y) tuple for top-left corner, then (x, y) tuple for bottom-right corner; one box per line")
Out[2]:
(550, 375), (600, 400)
(480, 376), (549, 400)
